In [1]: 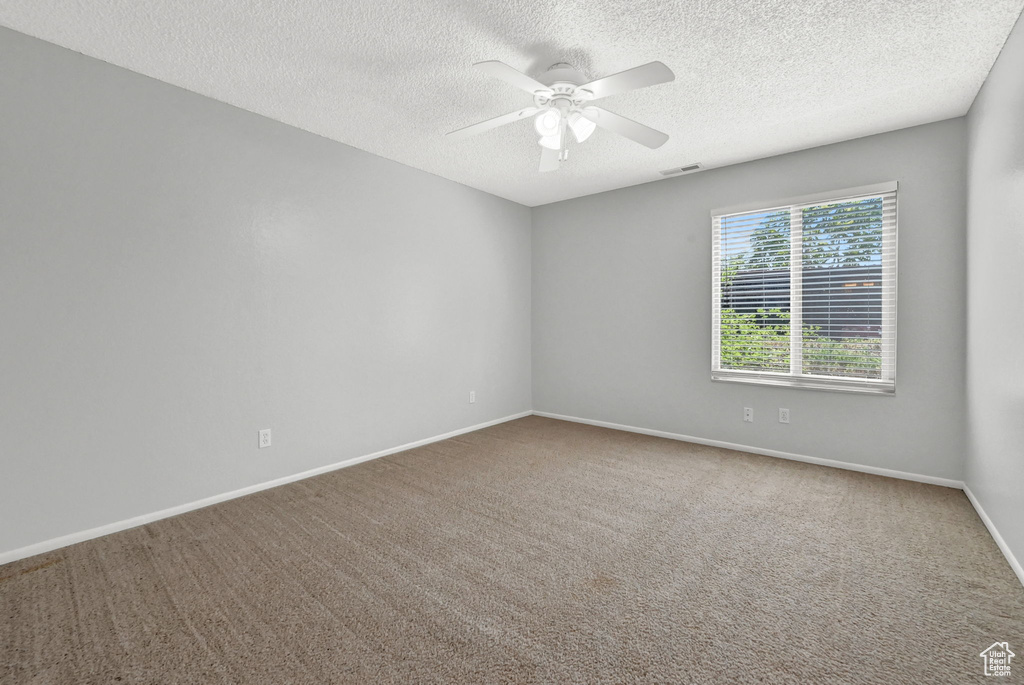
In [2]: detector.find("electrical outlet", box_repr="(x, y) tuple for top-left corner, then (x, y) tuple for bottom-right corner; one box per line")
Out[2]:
(743, 407), (753, 423)
(779, 408), (790, 424)
(469, 390), (476, 404)
(258, 429), (271, 448)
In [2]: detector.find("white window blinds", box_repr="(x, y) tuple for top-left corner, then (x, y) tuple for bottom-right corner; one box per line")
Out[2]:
(711, 182), (897, 394)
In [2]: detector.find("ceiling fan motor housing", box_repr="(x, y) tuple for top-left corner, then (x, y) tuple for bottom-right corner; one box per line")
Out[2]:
(538, 63), (585, 86)
(534, 63), (593, 109)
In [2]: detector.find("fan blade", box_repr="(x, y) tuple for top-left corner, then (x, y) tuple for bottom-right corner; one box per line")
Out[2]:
(577, 61), (674, 100)
(446, 107), (539, 141)
(475, 61), (551, 95)
(539, 146), (560, 172)
(581, 107), (669, 149)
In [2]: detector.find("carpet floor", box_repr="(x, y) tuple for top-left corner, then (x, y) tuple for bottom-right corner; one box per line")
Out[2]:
(2, 416), (1022, 684)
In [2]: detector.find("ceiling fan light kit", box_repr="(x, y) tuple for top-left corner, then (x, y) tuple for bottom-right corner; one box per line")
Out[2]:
(538, 133), (562, 151)
(447, 59), (675, 172)
(534, 108), (561, 137)
(567, 111), (596, 143)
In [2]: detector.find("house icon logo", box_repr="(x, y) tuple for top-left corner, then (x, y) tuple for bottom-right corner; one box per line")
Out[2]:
(980, 642), (1014, 677)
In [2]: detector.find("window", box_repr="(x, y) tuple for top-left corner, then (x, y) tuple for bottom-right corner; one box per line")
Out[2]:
(711, 182), (897, 394)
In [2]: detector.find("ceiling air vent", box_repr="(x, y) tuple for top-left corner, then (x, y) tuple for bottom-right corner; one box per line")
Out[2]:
(660, 163), (703, 176)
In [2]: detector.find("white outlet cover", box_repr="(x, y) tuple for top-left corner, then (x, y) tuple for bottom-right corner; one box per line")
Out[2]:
(258, 429), (271, 448)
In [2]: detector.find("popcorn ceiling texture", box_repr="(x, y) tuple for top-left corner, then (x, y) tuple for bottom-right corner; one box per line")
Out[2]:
(1, 0), (1021, 206)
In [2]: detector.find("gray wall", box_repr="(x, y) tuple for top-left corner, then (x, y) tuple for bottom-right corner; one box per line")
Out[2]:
(533, 119), (967, 480)
(965, 14), (1024, 567)
(0, 28), (532, 556)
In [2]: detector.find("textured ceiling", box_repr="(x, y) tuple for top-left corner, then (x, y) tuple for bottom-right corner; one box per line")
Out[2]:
(1, 1), (1022, 206)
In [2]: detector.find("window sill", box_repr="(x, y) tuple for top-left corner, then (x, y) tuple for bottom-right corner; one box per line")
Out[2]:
(711, 371), (895, 395)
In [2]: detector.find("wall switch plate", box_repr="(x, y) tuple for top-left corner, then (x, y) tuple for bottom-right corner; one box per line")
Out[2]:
(259, 429), (271, 448)
(469, 391), (476, 404)
(779, 408), (790, 424)
(743, 407), (753, 423)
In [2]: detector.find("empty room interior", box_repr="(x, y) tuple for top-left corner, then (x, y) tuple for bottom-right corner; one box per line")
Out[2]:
(2, 1), (1023, 682)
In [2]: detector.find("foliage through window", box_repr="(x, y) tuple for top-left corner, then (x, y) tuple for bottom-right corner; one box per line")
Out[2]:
(711, 183), (897, 394)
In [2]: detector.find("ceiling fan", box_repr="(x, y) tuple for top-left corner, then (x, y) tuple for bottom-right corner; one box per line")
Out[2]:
(447, 60), (674, 172)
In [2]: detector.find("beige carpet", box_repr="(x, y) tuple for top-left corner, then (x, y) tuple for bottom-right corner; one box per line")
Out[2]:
(2, 416), (1021, 684)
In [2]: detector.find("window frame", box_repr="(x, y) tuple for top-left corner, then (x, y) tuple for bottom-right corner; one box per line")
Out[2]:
(710, 182), (898, 395)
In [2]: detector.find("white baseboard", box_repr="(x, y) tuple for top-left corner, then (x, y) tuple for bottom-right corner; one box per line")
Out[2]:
(0, 411), (532, 567)
(534, 411), (1024, 589)
(963, 485), (1024, 589)
(532, 411), (965, 489)
(8, 408), (1020, 592)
